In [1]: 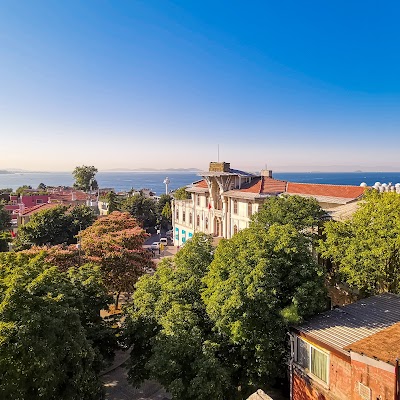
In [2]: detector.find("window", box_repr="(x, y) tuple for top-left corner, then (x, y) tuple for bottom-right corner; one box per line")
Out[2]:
(233, 225), (238, 235)
(182, 210), (186, 222)
(295, 337), (328, 384)
(205, 217), (208, 230)
(247, 202), (252, 217)
(189, 212), (192, 225)
(36, 199), (43, 204)
(233, 200), (238, 214)
(197, 196), (200, 206)
(197, 215), (200, 227)
(176, 209), (179, 221)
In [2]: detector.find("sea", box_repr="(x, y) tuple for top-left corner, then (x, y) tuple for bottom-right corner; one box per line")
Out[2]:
(1, 171), (400, 195)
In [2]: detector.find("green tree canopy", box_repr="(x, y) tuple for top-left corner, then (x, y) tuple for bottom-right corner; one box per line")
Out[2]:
(121, 194), (157, 228)
(102, 190), (121, 213)
(319, 190), (400, 295)
(13, 205), (95, 251)
(125, 226), (327, 399)
(15, 185), (32, 196)
(173, 187), (191, 200)
(251, 194), (325, 233)
(124, 234), (228, 400)
(73, 165), (98, 191)
(0, 253), (112, 399)
(0, 203), (11, 231)
(203, 224), (327, 394)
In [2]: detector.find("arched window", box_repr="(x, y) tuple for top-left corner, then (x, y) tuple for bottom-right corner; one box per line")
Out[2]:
(248, 202), (252, 217)
(233, 200), (238, 214)
(182, 210), (186, 222)
(233, 225), (238, 235)
(197, 215), (200, 227)
(189, 212), (192, 225)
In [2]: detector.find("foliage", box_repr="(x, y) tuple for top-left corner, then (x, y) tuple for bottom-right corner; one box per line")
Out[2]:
(13, 205), (95, 251)
(15, 185), (32, 195)
(0, 188), (12, 194)
(37, 182), (47, 190)
(0, 203), (11, 231)
(251, 194), (325, 233)
(73, 165), (98, 192)
(0, 253), (110, 399)
(0, 232), (11, 252)
(158, 194), (172, 228)
(121, 194), (157, 228)
(124, 234), (229, 400)
(173, 186), (191, 200)
(19, 244), (81, 271)
(203, 225), (327, 393)
(319, 190), (400, 294)
(102, 190), (121, 213)
(79, 211), (154, 306)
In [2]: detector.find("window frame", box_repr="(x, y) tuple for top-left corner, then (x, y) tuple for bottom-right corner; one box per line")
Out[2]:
(294, 336), (329, 385)
(233, 200), (238, 214)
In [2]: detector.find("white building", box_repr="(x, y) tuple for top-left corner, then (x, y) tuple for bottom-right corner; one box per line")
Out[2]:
(172, 162), (366, 247)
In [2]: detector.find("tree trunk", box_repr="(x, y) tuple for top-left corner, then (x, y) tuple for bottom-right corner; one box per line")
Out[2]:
(115, 291), (121, 310)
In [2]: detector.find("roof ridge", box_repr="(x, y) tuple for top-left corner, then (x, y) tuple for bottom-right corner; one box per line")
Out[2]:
(287, 181), (366, 188)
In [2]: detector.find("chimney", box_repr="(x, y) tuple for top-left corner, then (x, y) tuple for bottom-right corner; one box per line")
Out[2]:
(18, 203), (25, 215)
(71, 191), (76, 201)
(209, 162), (231, 172)
(261, 169), (273, 178)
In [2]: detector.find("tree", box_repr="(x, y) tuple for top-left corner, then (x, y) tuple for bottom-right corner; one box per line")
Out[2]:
(103, 190), (121, 213)
(79, 211), (154, 307)
(202, 225), (327, 395)
(13, 205), (95, 251)
(15, 185), (32, 196)
(0, 253), (109, 399)
(0, 202), (11, 231)
(319, 190), (400, 295)
(173, 186), (191, 200)
(0, 232), (11, 252)
(251, 194), (325, 233)
(124, 234), (230, 400)
(37, 182), (47, 190)
(158, 194), (172, 228)
(121, 194), (157, 228)
(73, 165), (98, 192)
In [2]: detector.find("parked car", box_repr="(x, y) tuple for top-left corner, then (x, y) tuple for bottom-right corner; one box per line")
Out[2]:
(160, 238), (168, 247)
(151, 242), (160, 250)
(166, 230), (173, 239)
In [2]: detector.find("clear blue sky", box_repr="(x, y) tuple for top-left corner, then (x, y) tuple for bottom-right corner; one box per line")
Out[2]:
(1, 1), (400, 171)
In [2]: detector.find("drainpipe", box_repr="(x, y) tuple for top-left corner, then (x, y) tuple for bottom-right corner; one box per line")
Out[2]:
(395, 358), (399, 400)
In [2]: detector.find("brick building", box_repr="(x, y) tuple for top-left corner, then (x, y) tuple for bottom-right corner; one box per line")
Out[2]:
(290, 293), (400, 400)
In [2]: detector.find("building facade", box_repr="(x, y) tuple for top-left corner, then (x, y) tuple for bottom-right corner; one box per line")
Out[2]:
(290, 293), (400, 400)
(172, 161), (366, 247)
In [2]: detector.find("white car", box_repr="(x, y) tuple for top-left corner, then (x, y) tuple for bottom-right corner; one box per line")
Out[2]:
(160, 238), (168, 247)
(151, 242), (160, 250)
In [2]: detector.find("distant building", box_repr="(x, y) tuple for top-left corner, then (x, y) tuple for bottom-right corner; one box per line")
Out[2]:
(172, 161), (366, 246)
(290, 293), (400, 400)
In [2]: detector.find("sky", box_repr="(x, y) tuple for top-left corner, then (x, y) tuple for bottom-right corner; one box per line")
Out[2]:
(1, 0), (400, 172)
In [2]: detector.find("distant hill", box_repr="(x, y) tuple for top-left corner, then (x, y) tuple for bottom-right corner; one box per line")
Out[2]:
(104, 168), (201, 172)
(0, 170), (12, 174)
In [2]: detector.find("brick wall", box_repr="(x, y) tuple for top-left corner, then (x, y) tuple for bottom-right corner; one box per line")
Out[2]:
(292, 353), (351, 400)
(350, 359), (395, 400)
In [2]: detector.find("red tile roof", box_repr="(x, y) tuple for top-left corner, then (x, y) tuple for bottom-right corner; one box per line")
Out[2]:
(286, 182), (366, 199)
(21, 203), (59, 216)
(239, 177), (287, 195)
(344, 322), (400, 366)
(193, 180), (208, 189)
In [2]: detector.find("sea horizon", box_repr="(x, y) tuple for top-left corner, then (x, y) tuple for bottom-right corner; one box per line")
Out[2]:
(1, 171), (400, 194)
